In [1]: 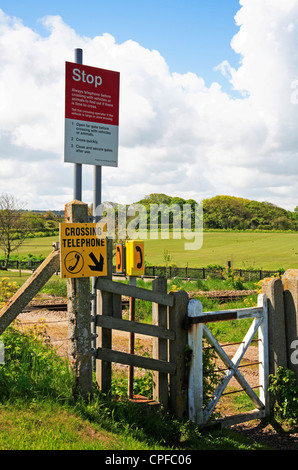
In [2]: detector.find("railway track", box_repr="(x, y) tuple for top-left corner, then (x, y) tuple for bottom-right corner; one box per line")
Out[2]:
(190, 289), (257, 303)
(23, 290), (256, 312)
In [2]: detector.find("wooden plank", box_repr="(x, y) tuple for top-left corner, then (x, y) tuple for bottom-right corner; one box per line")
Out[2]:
(0, 249), (60, 336)
(95, 277), (174, 306)
(96, 314), (175, 340)
(169, 290), (189, 419)
(217, 409), (266, 428)
(190, 311), (237, 323)
(188, 306), (263, 324)
(201, 409), (266, 429)
(96, 347), (176, 374)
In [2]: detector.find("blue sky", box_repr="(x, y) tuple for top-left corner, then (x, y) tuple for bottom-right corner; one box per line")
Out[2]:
(0, 0), (240, 89)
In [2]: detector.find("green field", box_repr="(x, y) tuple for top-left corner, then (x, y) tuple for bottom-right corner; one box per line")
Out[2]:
(12, 236), (59, 259)
(144, 231), (298, 270)
(4, 230), (298, 271)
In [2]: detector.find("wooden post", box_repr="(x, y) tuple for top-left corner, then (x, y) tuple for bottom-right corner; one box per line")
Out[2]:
(152, 277), (168, 410)
(96, 237), (113, 394)
(168, 290), (189, 419)
(65, 200), (92, 399)
(128, 276), (136, 398)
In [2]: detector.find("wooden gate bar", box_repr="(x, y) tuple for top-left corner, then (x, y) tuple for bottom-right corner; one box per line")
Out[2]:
(95, 277), (174, 306)
(96, 314), (175, 340)
(188, 306), (263, 324)
(96, 347), (176, 374)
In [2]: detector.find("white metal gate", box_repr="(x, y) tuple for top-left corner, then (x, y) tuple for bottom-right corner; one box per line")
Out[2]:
(188, 294), (269, 427)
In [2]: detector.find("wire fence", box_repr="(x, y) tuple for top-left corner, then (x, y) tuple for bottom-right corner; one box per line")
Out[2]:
(121, 265), (283, 282)
(0, 258), (282, 282)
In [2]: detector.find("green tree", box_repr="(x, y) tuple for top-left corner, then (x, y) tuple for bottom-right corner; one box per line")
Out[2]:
(0, 193), (30, 269)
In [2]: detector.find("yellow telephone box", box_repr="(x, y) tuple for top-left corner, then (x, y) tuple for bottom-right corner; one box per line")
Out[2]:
(125, 240), (144, 276)
(115, 243), (126, 274)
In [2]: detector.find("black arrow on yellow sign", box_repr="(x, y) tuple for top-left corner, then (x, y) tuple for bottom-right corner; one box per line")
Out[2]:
(88, 252), (104, 272)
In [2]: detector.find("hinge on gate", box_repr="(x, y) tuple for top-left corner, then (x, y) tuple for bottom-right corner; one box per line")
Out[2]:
(182, 315), (190, 330)
(91, 348), (97, 357)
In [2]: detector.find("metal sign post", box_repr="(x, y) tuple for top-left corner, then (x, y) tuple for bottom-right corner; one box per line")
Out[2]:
(92, 165), (102, 364)
(73, 48), (83, 201)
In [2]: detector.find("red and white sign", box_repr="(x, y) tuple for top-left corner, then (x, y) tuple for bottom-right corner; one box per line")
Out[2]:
(64, 62), (120, 167)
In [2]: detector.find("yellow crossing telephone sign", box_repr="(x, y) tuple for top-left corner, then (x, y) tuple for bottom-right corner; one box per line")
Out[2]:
(60, 222), (107, 278)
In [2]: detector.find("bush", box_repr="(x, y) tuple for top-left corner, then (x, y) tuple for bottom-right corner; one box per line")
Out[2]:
(0, 277), (19, 308)
(268, 367), (298, 424)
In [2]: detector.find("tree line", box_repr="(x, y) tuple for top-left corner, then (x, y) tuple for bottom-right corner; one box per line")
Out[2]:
(136, 193), (298, 231)
(202, 195), (298, 231)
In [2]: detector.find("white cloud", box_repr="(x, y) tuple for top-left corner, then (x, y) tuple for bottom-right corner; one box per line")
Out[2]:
(0, 3), (298, 211)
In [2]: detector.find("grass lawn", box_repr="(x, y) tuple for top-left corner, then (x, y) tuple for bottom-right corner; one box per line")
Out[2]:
(144, 230), (298, 270)
(15, 235), (58, 259)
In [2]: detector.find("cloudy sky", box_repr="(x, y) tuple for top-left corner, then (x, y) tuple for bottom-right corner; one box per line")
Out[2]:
(0, 0), (298, 211)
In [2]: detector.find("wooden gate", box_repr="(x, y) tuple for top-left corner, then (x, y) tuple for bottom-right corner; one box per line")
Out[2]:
(94, 276), (189, 419)
(187, 294), (269, 428)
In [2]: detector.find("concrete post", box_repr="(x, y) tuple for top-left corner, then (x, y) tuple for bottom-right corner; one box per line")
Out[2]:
(262, 277), (287, 376)
(65, 200), (93, 399)
(282, 269), (298, 383)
